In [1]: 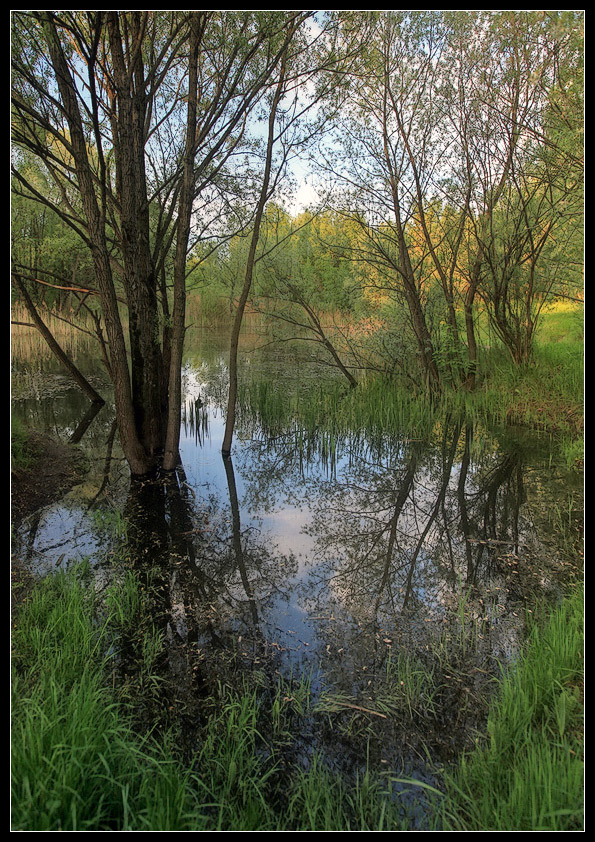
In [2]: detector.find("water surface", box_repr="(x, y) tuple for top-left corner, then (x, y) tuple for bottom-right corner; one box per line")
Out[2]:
(11, 328), (583, 780)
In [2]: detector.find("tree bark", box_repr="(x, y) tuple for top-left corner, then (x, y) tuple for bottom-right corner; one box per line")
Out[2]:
(41, 13), (151, 474)
(163, 13), (204, 470)
(106, 11), (164, 461)
(221, 39), (292, 458)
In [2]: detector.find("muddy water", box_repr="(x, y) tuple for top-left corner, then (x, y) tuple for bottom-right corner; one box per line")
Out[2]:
(11, 330), (583, 786)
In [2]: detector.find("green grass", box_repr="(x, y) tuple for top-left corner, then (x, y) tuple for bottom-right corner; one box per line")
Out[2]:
(470, 301), (583, 463)
(10, 563), (199, 831)
(536, 301), (584, 347)
(438, 585), (584, 831)
(10, 563), (416, 831)
(11, 561), (583, 831)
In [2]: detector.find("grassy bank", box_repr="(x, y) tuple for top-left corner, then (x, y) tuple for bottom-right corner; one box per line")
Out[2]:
(439, 584), (584, 831)
(11, 562), (583, 831)
(235, 302), (583, 467)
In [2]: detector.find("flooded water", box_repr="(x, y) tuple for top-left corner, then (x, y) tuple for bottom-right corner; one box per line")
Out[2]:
(11, 327), (583, 787)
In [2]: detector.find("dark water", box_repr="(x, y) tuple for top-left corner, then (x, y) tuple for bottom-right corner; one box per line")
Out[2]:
(11, 330), (583, 787)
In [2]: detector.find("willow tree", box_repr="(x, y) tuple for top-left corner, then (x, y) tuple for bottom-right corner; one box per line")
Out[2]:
(465, 10), (584, 366)
(11, 10), (308, 475)
(318, 10), (583, 390)
(318, 11), (451, 392)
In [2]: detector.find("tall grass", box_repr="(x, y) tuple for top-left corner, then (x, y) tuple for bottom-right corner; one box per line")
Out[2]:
(10, 563), (417, 831)
(11, 562), (199, 831)
(11, 301), (98, 364)
(237, 372), (444, 447)
(438, 586), (584, 831)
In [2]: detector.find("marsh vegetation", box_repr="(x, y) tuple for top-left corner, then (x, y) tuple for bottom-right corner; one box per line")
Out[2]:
(11, 309), (583, 830)
(11, 10), (583, 831)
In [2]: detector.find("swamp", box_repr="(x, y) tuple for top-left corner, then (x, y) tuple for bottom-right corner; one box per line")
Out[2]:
(11, 10), (583, 832)
(11, 313), (584, 830)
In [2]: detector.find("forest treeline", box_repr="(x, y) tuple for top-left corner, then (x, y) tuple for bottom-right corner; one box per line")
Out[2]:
(11, 11), (583, 472)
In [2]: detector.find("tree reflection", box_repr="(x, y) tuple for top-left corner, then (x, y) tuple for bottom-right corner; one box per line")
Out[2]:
(300, 419), (536, 625)
(223, 455), (260, 627)
(118, 449), (300, 703)
(236, 417), (560, 646)
(222, 417), (576, 770)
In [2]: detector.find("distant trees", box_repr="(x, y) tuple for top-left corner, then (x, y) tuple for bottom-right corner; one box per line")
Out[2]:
(247, 207), (363, 387)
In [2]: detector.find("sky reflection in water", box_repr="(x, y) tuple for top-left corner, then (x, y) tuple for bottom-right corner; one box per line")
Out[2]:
(12, 346), (582, 774)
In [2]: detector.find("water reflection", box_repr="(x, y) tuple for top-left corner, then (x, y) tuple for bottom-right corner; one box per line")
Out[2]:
(219, 415), (560, 721)
(13, 374), (577, 665)
(12, 343), (582, 774)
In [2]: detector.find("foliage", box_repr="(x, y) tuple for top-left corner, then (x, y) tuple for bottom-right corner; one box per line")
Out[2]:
(12, 11), (583, 410)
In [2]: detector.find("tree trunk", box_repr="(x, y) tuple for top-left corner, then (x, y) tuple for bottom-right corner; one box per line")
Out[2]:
(381, 87), (441, 392)
(107, 11), (165, 462)
(12, 273), (105, 406)
(42, 13), (153, 475)
(163, 14), (204, 470)
(221, 42), (291, 458)
(464, 260), (480, 390)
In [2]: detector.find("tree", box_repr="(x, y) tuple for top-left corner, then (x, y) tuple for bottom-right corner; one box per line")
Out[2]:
(447, 10), (583, 376)
(11, 10), (310, 475)
(221, 14), (305, 457)
(472, 11), (584, 364)
(316, 10), (583, 390)
(220, 11), (359, 455)
(318, 11), (455, 391)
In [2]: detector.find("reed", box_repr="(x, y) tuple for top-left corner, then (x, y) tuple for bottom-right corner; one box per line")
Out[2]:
(382, 650), (439, 720)
(11, 302), (98, 364)
(283, 754), (417, 831)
